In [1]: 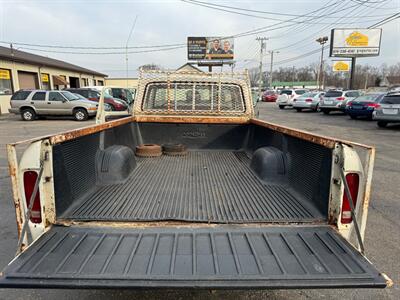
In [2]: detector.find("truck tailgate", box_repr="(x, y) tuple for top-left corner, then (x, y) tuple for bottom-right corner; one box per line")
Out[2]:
(0, 225), (386, 289)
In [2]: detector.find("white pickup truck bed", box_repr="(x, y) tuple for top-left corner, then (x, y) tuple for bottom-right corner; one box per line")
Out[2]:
(62, 151), (322, 223)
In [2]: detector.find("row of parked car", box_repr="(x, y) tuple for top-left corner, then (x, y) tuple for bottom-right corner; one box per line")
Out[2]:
(8, 87), (135, 121)
(261, 88), (400, 128)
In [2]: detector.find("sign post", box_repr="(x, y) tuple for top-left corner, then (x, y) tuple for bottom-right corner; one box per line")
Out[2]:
(329, 28), (382, 89)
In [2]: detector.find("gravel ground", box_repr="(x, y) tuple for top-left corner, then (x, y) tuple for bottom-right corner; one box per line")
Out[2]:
(0, 105), (398, 299)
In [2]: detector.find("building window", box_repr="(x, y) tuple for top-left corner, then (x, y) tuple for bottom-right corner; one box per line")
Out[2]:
(81, 78), (88, 86)
(41, 73), (50, 90)
(0, 68), (13, 95)
(97, 80), (104, 86)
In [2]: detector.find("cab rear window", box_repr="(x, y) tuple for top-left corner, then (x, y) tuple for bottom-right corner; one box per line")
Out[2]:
(143, 82), (245, 113)
(11, 91), (32, 100)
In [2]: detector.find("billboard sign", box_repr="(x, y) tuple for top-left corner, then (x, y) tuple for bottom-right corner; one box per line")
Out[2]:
(188, 37), (234, 60)
(330, 28), (382, 57)
(332, 61), (350, 72)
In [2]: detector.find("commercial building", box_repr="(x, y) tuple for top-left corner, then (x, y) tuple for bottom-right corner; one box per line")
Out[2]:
(104, 78), (139, 90)
(0, 46), (107, 114)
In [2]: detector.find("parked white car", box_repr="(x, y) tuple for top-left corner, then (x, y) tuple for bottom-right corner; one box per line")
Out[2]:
(276, 89), (308, 109)
(319, 90), (362, 114)
(293, 91), (325, 112)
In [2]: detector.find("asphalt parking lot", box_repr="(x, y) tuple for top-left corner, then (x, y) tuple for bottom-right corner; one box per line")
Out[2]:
(0, 105), (399, 299)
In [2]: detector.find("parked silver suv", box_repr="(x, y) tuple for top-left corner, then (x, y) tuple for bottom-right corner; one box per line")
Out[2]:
(9, 90), (98, 121)
(319, 90), (362, 114)
(373, 92), (400, 127)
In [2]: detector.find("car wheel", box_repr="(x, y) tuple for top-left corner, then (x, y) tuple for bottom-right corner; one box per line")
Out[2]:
(279, 105), (285, 109)
(295, 108), (302, 112)
(350, 115), (357, 119)
(322, 109), (330, 115)
(377, 121), (387, 128)
(21, 108), (36, 121)
(73, 108), (88, 121)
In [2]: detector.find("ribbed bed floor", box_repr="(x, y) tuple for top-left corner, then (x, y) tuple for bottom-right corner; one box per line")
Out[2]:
(63, 151), (323, 223)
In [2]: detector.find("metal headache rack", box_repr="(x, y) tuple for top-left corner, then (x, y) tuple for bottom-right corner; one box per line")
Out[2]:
(134, 69), (253, 116)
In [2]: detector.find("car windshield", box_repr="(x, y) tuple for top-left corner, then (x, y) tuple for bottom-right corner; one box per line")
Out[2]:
(280, 90), (292, 95)
(61, 91), (80, 101)
(264, 90), (275, 95)
(354, 94), (382, 102)
(325, 91), (343, 97)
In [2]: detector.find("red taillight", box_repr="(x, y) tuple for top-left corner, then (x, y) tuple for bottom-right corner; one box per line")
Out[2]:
(375, 104), (381, 109)
(336, 97), (345, 101)
(23, 171), (42, 223)
(341, 173), (359, 224)
(305, 98), (313, 102)
(366, 103), (379, 108)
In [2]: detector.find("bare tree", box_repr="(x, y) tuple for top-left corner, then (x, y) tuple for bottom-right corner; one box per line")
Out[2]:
(138, 64), (163, 71)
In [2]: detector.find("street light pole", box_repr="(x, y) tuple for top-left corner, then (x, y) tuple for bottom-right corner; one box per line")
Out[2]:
(316, 36), (328, 90)
(126, 15), (138, 89)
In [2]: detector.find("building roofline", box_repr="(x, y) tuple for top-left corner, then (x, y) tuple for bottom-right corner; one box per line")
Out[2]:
(0, 46), (107, 77)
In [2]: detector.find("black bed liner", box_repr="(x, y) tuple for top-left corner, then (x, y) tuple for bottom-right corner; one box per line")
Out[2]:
(61, 151), (323, 223)
(0, 225), (386, 289)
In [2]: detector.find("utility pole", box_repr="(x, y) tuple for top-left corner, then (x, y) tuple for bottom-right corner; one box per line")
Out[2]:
(126, 16), (138, 89)
(349, 57), (356, 90)
(292, 66), (295, 87)
(256, 37), (268, 101)
(316, 36), (328, 90)
(364, 68), (369, 91)
(268, 50), (279, 89)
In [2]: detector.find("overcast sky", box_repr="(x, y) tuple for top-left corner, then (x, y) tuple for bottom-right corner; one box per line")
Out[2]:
(0, 0), (399, 77)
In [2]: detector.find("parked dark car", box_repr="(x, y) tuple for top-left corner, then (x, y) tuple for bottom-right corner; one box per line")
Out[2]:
(261, 90), (278, 102)
(109, 87), (134, 106)
(345, 93), (386, 120)
(65, 88), (128, 111)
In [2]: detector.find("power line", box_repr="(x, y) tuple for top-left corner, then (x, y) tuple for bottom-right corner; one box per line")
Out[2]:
(180, 0), (385, 24)
(0, 40), (185, 50)
(272, 0), (381, 52)
(368, 11), (400, 27)
(2, 1), (397, 56)
(0, 0), (371, 54)
(15, 45), (186, 55)
(183, 0), (395, 19)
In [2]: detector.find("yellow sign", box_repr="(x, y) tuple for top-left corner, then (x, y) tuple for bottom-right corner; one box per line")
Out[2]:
(346, 31), (369, 47)
(0, 69), (11, 80)
(41, 73), (49, 82)
(333, 61), (350, 72)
